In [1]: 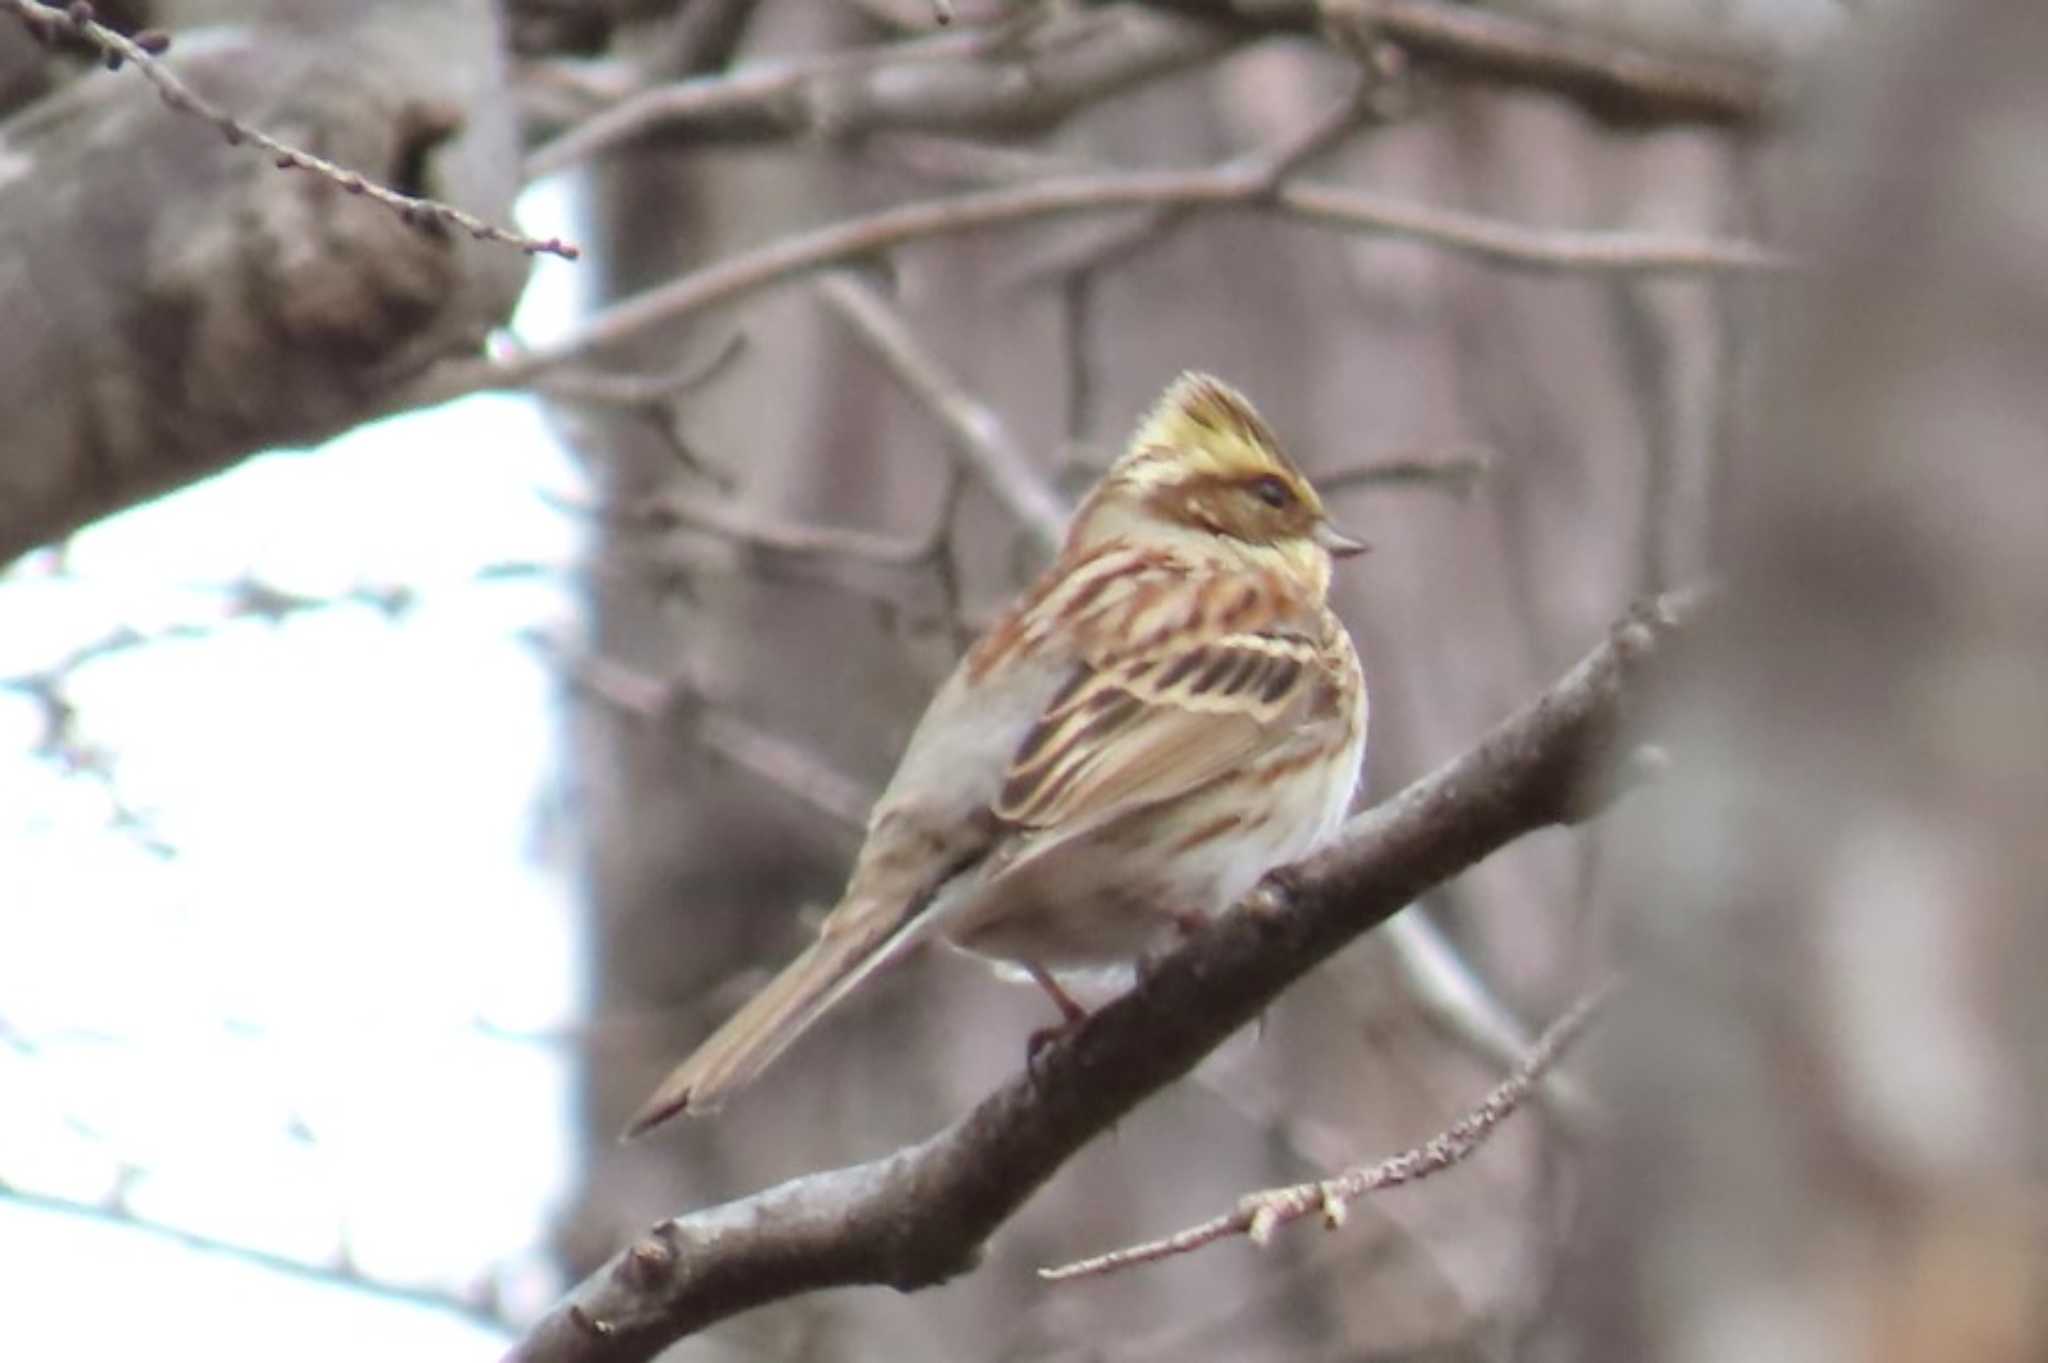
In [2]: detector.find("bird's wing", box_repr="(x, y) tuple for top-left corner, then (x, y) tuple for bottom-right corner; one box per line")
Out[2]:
(994, 627), (1330, 832)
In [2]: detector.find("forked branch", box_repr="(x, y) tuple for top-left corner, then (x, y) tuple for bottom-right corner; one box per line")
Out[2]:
(505, 588), (1707, 1363)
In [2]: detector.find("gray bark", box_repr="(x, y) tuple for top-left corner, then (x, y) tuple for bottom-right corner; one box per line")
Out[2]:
(0, 0), (528, 563)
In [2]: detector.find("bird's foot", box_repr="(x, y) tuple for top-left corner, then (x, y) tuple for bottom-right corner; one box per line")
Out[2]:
(1023, 962), (1089, 1079)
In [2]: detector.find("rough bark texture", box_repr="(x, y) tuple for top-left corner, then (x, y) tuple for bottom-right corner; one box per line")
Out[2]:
(0, 0), (528, 564)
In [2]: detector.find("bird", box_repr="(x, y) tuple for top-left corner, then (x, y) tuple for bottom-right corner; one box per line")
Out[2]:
(625, 371), (1369, 1137)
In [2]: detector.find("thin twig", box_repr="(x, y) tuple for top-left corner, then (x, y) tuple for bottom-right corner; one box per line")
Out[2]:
(816, 273), (1069, 554)
(652, 487), (943, 566)
(535, 335), (749, 409)
(1317, 448), (1491, 497)
(1038, 980), (1614, 1281)
(527, 8), (1228, 178)
(546, 479), (954, 568)
(559, 649), (877, 832)
(697, 712), (877, 832)
(526, 17), (1036, 177)
(0, 1182), (512, 1331)
(4, 0), (578, 259)
(1380, 911), (1597, 1127)
(1273, 181), (1787, 272)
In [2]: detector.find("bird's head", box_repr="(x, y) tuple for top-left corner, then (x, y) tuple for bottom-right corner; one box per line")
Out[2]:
(1069, 372), (1367, 589)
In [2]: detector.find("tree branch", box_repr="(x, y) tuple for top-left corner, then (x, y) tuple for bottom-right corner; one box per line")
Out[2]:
(0, 1), (533, 565)
(414, 148), (1784, 411)
(505, 586), (1707, 1363)
(817, 272), (1071, 554)
(5, 0), (575, 258)
(1381, 909), (1597, 1126)
(1146, 0), (1783, 126)
(525, 5), (1234, 177)
(0, 1181), (511, 1332)
(1039, 978), (1611, 1280)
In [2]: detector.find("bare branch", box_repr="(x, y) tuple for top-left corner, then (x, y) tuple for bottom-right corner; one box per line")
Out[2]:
(525, 6), (1233, 178)
(504, 588), (1706, 1363)
(1317, 448), (1492, 497)
(1039, 980), (1612, 1281)
(651, 487), (944, 566)
(1272, 180), (1788, 272)
(4, 0), (578, 259)
(696, 712), (877, 833)
(1153, 0), (1782, 126)
(415, 145), (1783, 411)
(0, 1181), (512, 1332)
(0, 573), (421, 855)
(534, 334), (749, 409)
(816, 273), (1069, 554)
(1381, 911), (1598, 1128)
(558, 652), (892, 834)
(1323, 0), (1776, 126)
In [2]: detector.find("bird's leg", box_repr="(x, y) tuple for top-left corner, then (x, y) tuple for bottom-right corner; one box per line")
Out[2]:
(1026, 961), (1090, 1024)
(1024, 961), (1090, 1072)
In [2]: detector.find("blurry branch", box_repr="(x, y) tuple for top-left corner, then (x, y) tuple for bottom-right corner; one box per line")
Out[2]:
(650, 489), (946, 566)
(0, 574), (422, 856)
(1318, 448), (1491, 498)
(986, 82), (1389, 288)
(1154, 0), (1779, 126)
(505, 588), (1705, 1363)
(0, 1181), (513, 1333)
(817, 273), (1070, 554)
(3, 0), (578, 259)
(1040, 980), (1611, 1281)
(810, 267), (1497, 606)
(868, 129), (1102, 186)
(535, 334), (749, 410)
(544, 403), (967, 572)
(412, 114), (1785, 413)
(526, 6), (1234, 178)
(1382, 911), (1597, 1126)
(559, 650), (877, 831)
(1319, 0), (1773, 125)
(1272, 181), (1785, 271)
(521, 0), (1790, 176)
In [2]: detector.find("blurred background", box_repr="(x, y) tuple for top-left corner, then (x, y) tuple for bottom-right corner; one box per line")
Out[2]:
(4, 1), (2043, 1360)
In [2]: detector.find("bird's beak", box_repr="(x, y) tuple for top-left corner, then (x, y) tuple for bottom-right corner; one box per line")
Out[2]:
(1315, 520), (1372, 559)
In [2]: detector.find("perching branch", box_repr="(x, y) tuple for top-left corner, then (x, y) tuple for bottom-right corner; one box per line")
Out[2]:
(505, 587), (1708, 1363)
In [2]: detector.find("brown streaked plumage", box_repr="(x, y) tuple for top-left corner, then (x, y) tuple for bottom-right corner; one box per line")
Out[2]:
(625, 372), (1368, 1137)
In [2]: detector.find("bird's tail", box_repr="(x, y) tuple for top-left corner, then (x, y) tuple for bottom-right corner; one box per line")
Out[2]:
(621, 902), (910, 1138)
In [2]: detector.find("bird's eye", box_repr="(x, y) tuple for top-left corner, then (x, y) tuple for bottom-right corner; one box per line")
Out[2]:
(1249, 475), (1293, 510)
